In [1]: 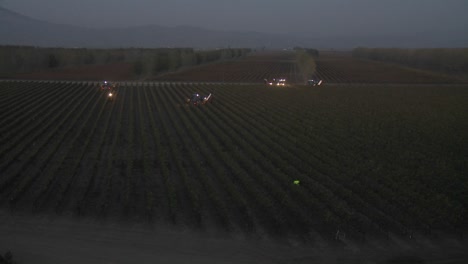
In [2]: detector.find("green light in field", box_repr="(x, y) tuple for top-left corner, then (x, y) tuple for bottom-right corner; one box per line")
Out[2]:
(293, 180), (300, 185)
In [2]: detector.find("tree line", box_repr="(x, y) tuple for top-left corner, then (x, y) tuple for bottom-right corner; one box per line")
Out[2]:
(134, 48), (251, 77)
(352, 47), (468, 75)
(293, 47), (319, 58)
(0, 45), (251, 78)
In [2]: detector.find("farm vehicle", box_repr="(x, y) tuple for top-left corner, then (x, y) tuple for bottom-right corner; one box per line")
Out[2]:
(99, 80), (118, 90)
(307, 79), (323, 86)
(264, 78), (287, 86)
(99, 81), (118, 100)
(185, 93), (213, 106)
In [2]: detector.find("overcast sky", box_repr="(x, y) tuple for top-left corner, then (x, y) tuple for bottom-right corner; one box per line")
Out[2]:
(2, 0), (468, 36)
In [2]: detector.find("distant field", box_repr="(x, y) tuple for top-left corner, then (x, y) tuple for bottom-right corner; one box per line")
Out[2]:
(154, 51), (464, 84)
(13, 62), (134, 81)
(314, 51), (464, 83)
(8, 50), (465, 84)
(153, 51), (304, 83)
(1, 80), (467, 248)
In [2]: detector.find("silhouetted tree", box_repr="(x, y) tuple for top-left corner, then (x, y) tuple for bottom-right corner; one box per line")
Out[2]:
(133, 60), (144, 76)
(0, 251), (16, 264)
(48, 54), (59, 68)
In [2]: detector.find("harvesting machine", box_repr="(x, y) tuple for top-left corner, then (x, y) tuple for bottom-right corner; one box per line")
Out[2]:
(99, 81), (118, 100)
(307, 78), (323, 86)
(99, 80), (118, 90)
(185, 93), (213, 106)
(264, 78), (287, 86)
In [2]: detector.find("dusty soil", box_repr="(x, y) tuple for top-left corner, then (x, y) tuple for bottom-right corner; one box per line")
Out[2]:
(0, 210), (331, 264)
(1, 210), (467, 264)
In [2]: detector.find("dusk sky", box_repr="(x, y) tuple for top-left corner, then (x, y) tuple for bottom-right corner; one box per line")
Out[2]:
(2, 0), (468, 36)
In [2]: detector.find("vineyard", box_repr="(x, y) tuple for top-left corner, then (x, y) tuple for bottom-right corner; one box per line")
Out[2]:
(314, 51), (465, 84)
(9, 50), (465, 85)
(1, 76), (467, 247)
(154, 51), (464, 84)
(153, 51), (304, 83)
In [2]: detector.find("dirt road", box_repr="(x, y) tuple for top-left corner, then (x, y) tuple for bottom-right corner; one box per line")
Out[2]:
(0, 210), (331, 264)
(2, 210), (468, 264)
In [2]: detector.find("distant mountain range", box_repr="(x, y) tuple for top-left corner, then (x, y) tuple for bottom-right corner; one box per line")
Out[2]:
(1, 7), (467, 49)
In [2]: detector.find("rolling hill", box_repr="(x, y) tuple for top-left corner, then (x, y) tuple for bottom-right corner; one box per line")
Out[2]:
(1, 7), (467, 49)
